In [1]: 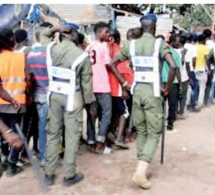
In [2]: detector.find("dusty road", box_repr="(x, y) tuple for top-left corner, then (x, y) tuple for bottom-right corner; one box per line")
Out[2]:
(1, 106), (215, 195)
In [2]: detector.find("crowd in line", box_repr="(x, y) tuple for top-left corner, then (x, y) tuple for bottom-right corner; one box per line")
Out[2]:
(0, 16), (214, 188)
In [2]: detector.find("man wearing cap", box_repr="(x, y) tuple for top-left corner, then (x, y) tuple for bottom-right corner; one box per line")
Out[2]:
(41, 23), (95, 186)
(109, 13), (177, 189)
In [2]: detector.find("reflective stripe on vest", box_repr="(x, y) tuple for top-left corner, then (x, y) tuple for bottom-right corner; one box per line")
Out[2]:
(130, 38), (162, 97)
(1, 77), (25, 83)
(7, 90), (26, 95)
(0, 51), (26, 105)
(46, 42), (88, 111)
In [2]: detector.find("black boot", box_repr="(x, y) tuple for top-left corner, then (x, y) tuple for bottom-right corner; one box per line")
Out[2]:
(6, 162), (23, 177)
(45, 174), (55, 186)
(63, 173), (84, 187)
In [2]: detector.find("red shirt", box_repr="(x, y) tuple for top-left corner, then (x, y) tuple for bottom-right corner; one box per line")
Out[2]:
(108, 43), (133, 97)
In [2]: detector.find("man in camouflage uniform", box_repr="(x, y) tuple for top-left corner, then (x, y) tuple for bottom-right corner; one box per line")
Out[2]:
(109, 14), (177, 189)
(41, 24), (95, 187)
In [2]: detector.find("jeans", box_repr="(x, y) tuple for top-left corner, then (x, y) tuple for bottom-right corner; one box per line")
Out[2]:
(0, 113), (22, 165)
(208, 69), (215, 103)
(167, 83), (179, 126)
(179, 81), (188, 115)
(196, 72), (207, 108)
(36, 101), (48, 162)
(87, 93), (112, 144)
(190, 72), (199, 109)
(204, 70), (213, 105)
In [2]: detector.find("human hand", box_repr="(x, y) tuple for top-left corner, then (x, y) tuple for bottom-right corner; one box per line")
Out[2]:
(11, 99), (21, 113)
(3, 132), (23, 149)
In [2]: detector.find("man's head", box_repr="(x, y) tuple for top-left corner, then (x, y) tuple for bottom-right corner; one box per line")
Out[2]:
(0, 28), (15, 52)
(185, 33), (193, 43)
(180, 35), (187, 47)
(203, 29), (212, 40)
(14, 29), (28, 45)
(140, 14), (157, 35)
(126, 29), (133, 41)
(78, 33), (88, 50)
(60, 22), (79, 45)
(198, 34), (206, 44)
(35, 22), (54, 43)
(109, 29), (121, 45)
(169, 34), (181, 49)
(94, 22), (110, 42)
(132, 27), (143, 39)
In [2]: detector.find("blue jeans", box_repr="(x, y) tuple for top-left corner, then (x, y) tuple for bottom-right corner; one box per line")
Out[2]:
(36, 102), (48, 162)
(190, 72), (198, 109)
(209, 69), (215, 103)
(87, 93), (112, 144)
(0, 113), (22, 165)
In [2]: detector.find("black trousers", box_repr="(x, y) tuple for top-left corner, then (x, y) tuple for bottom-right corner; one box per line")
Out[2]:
(167, 83), (179, 126)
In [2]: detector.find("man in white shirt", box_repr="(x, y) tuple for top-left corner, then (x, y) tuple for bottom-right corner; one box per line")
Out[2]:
(203, 29), (215, 105)
(176, 35), (190, 118)
(184, 33), (198, 112)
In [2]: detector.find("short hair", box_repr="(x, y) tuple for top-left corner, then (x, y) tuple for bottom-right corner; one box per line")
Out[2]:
(180, 35), (187, 45)
(14, 29), (28, 43)
(94, 22), (109, 33)
(109, 29), (121, 44)
(132, 27), (142, 39)
(0, 28), (14, 51)
(78, 33), (85, 45)
(156, 35), (165, 40)
(126, 28), (133, 40)
(203, 29), (212, 38)
(169, 34), (180, 44)
(140, 19), (156, 32)
(40, 22), (53, 28)
(198, 34), (206, 43)
(186, 33), (193, 42)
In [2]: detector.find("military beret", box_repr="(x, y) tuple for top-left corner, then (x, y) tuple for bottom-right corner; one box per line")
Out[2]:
(140, 13), (157, 22)
(65, 22), (79, 31)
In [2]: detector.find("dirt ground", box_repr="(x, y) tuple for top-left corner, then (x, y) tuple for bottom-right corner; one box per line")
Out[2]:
(1, 106), (215, 195)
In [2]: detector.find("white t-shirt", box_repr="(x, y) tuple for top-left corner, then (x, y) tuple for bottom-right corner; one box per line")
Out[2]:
(206, 39), (215, 70)
(176, 48), (189, 82)
(184, 43), (197, 72)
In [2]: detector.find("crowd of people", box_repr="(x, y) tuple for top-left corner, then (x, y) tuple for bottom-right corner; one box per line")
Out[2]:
(0, 13), (214, 189)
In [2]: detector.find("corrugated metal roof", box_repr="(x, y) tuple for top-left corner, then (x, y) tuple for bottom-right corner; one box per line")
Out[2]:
(48, 4), (111, 25)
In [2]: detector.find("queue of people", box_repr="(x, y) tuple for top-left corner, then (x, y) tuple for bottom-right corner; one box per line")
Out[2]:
(0, 13), (214, 189)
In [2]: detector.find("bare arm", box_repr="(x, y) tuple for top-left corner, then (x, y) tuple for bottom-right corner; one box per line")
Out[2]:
(163, 53), (177, 96)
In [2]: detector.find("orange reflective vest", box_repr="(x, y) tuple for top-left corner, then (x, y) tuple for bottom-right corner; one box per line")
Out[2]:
(0, 51), (26, 105)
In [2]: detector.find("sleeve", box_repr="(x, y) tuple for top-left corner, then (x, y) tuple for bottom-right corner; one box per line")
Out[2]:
(117, 42), (130, 62)
(205, 47), (210, 55)
(104, 43), (111, 65)
(40, 28), (52, 47)
(192, 46), (197, 58)
(185, 48), (192, 63)
(159, 40), (171, 60)
(174, 51), (181, 68)
(80, 57), (96, 104)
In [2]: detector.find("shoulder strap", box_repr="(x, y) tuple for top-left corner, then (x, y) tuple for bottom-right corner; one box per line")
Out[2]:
(130, 40), (136, 56)
(46, 42), (56, 67)
(71, 52), (88, 70)
(153, 38), (162, 57)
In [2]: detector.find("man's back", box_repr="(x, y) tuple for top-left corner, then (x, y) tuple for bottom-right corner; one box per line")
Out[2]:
(50, 40), (83, 69)
(196, 44), (210, 71)
(118, 33), (169, 64)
